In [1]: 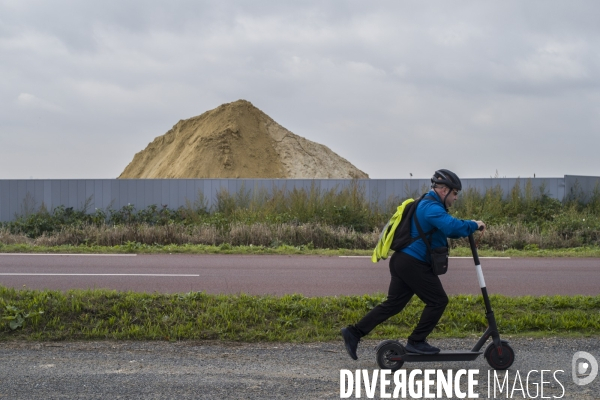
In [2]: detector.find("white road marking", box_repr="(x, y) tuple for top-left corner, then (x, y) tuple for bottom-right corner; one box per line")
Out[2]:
(339, 256), (511, 259)
(338, 256), (373, 258)
(449, 256), (511, 259)
(0, 273), (199, 277)
(0, 253), (137, 256)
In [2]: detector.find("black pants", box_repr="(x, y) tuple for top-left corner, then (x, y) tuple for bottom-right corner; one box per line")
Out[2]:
(352, 251), (449, 342)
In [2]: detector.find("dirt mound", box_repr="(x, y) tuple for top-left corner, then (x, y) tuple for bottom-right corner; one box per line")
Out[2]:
(118, 100), (369, 179)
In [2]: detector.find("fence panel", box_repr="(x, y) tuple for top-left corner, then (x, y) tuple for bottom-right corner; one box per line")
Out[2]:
(565, 175), (600, 202)
(0, 176), (594, 221)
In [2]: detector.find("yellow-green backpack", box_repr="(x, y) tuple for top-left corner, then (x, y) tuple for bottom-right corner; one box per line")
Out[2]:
(371, 196), (422, 263)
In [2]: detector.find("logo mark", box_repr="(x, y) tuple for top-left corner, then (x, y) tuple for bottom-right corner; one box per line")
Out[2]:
(572, 351), (598, 386)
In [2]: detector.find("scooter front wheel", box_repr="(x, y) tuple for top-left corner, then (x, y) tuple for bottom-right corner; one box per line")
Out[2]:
(376, 341), (405, 371)
(484, 341), (515, 370)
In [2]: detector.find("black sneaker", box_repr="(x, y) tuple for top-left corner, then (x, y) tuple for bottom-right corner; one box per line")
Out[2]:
(341, 327), (360, 360)
(405, 339), (440, 355)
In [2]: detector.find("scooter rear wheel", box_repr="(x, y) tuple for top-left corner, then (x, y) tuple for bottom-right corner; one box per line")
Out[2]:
(484, 341), (515, 370)
(376, 341), (405, 371)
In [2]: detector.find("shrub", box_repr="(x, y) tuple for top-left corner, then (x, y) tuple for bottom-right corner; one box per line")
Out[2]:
(2, 180), (600, 250)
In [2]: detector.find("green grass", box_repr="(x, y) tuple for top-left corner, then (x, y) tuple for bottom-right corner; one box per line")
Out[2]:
(449, 245), (600, 258)
(0, 242), (368, 256)
(2, 242), (600, 257)
(1, 287), (599, 342)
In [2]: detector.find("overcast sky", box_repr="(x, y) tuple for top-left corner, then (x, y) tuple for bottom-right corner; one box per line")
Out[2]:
(1, 1), (599, 179)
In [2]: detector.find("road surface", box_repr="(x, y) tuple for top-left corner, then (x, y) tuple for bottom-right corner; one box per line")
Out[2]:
(1, 253), (598, 296)
(1, 338), (599, 399)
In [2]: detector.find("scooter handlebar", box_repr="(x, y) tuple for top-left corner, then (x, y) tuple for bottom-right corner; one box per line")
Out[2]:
(468, 233), (481, 266)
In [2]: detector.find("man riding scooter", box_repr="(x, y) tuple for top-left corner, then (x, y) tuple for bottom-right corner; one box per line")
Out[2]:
(341, 169), (486, 359)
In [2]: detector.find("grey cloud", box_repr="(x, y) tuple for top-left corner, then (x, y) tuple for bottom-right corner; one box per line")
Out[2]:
(1, 1), (599, 179)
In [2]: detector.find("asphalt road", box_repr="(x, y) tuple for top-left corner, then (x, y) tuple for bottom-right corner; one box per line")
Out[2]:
(2, 255), (599, 399)
(0, 253), (599, 296)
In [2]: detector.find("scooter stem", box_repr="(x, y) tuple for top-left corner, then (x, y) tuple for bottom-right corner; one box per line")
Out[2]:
(468, 233), (502, 352)
(468, 233), (493, 314)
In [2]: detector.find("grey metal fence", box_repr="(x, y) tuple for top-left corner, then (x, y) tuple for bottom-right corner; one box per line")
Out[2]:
(564, 175), (600, 202)
(0, 176), (595, 222)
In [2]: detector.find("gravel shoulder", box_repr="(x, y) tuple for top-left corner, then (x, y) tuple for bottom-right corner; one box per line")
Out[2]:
(1, 337), (599, 399)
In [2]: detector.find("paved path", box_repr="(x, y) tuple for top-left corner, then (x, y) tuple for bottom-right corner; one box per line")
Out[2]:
(0, 254), (599, 296)
(1, 338), (599, 399)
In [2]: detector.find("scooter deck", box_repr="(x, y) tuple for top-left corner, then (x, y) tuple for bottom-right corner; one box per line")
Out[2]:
(390, 350), (483, 363)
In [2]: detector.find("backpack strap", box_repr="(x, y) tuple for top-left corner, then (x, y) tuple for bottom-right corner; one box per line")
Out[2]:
(412, 194), (440, 260)
(408, 195), (436, 244)
(413, 209), (435, 261)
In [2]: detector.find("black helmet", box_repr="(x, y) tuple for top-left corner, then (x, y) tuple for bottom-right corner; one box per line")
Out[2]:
(431, 169), (462, 191)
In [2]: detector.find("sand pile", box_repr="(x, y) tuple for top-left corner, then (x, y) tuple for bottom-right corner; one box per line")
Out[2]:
(118, 100), (369, 179)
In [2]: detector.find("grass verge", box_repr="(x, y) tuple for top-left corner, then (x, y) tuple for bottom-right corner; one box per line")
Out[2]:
(1, 243), (600, 257)
(1, 287), (599, 342)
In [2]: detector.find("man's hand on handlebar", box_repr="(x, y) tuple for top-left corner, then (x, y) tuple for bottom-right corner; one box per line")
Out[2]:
(473, 220), (486, 232)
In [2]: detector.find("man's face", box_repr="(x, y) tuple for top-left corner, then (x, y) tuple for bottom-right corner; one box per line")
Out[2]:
(440, 186), (459, 208)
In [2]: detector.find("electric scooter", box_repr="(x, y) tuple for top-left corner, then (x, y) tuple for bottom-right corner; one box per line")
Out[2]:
(375, 231), (515, 371)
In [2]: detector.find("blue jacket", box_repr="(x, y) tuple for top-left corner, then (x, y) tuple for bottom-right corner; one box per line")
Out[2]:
(401, 190), (478, 263)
